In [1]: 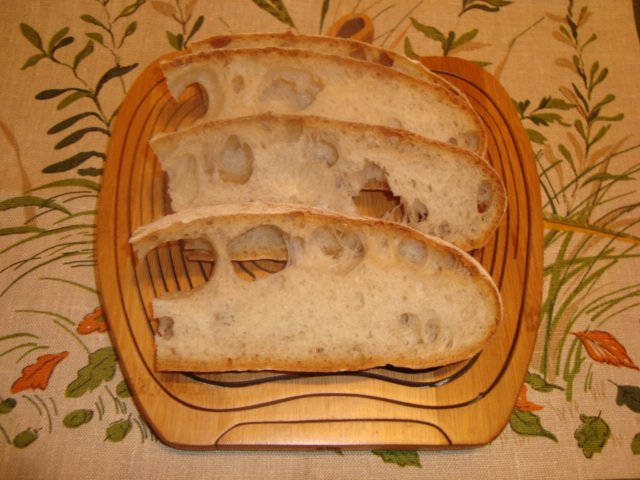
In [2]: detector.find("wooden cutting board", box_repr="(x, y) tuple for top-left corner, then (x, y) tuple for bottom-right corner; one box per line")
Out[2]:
(96, 52), (542, 450)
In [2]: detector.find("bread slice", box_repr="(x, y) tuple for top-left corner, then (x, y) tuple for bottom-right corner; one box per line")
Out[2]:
(191, 31), (462, 98)
(160, 46), (485, 154)
(130, 202), (502, 372)
(150, 114), (505, 251)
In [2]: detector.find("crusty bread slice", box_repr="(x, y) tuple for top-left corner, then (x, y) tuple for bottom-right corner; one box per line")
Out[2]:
(191, 31), (462, 97)
(161, 46), (485, 153)
(130, 202), (502, 372)
(151, 114), (505, 251)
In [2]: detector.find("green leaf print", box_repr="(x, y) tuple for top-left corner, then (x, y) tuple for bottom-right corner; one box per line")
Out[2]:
(526, 128), (547, 144)
(85, 32), (105, 46)
(21, 53), (46, 70)
(120, 21), (138, 47)
(0, 196), (71, 215)
(56, 90), (92, 110)
(452, 28), (479, 50)
(614, 384), (640, 413)
(153, 1), (205, 51)
(632, 433), (640, 455)
(409, 17), (445, 42)
(95, 63), (139, 95)
(65, 347), (117, 398)
(525, 372), (565, 392)
(47, 26), (73, 56)
(460, 0), (513, 16)
(403, 37), (418, 59)
(80, 14), (109, 32)
(63, 409), (94, 428)
(0, 398), (17, 414)
(250, 0), (296, 28)
(19, 23), (43, 50)
(167, 31), (182, 50)
(73, 40), (95, 70)
(54, 127), (110, 150)
(372, 450), (422, 468)
(319, 0), (330, 34)
(42, 151), (106, 174)
(13, 428), (39, 448)
(409, 18), (484, 56)
(105, 417), (133, 442)
(187, 16), (204, 44)
(116, 380), (131, 398)
(47, 112), (100, 134)
(509, 410), (557, 441)
(574, 414), (610, 458)
(115, 0), (145, 21)
(35, 87), (87, 100)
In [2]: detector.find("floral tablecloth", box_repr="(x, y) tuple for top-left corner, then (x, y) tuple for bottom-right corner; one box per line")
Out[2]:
(1, 1), (639, 478)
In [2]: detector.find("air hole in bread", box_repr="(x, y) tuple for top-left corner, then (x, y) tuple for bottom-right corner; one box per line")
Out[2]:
(308, 225), (365, 274)
(282, 117), (304, 141)
(422, 310), (442, 344)
(431, 249), (469, 277)
(438, 222), (452, 238)
(378, 51), (394, 67)
(477, 179), (493, 213)
(305, 136), (339, 167)
(231, 75), (244, 93)
(228, 225), (288, 281)
(141, 236), (217, 297)
(164, 154), (199, 209)
(352, 160), (391, 212)
(348, 46), (367, 60)
(387, 117), (403, 129)
(360, 160), (387, 185)
(260, 68), (324, 111)
(399, 310), (441, 345)
(397, 238), (428, 266)
(169, 83), (209, 130)
(408, 199), (429, 224)
(156, 316), (174, 340)
(181, 237), (217, 282)
(217, 135), (254, 184)
(465, 131), (480, 152)
(353, 188), (402, 222)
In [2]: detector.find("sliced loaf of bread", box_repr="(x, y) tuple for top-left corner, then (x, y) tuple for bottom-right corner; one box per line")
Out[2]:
(150, 114), (505, 250)
(130, 202), (502, 372)
(161, 46), (485, 153)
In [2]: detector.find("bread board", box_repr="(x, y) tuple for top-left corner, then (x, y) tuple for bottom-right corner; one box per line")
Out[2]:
(96, 51), (542, 450)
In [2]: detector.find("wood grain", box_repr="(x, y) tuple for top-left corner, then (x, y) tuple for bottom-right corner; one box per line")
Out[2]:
(96, 54), (542, 450)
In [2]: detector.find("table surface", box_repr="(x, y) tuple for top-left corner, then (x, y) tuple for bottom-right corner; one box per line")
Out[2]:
(1, 1), (639, 478)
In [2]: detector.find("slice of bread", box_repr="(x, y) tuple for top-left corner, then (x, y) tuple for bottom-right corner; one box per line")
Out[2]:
(161, 46), (485, 153)
(151, 114), (505, 250)
(130, 202), (502, 372)
(191, 31), (462, 97)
